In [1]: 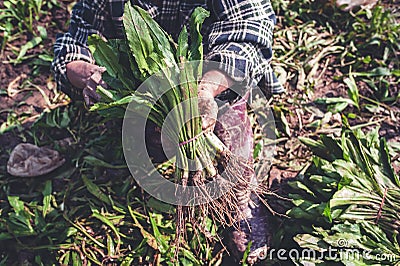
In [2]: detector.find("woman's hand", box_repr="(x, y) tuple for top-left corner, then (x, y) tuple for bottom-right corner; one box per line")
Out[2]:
(198, 70), (234, 131)
(66, 60), (107, 106)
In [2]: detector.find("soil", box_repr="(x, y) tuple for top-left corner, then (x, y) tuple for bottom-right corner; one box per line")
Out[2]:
(0, 0), (72, 125)
(0, 1), (73, 162)
(269, 52), (400, 185)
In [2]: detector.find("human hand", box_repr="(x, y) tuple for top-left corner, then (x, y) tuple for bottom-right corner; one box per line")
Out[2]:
(198, 89), (218, 131)
(66, 60), (107, 106)
(198, 70), (233, 131)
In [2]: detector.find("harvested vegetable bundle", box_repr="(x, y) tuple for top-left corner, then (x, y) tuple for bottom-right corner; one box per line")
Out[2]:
(279, 124), (400, 265)
(87, 2), (267, 259)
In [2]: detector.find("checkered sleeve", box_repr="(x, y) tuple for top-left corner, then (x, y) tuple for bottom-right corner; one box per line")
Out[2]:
(205, 0), (284, 94)
(51, 0), (110, 99)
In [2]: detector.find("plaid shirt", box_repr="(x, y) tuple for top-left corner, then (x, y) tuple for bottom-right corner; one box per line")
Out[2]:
(51, 0), (284, 99)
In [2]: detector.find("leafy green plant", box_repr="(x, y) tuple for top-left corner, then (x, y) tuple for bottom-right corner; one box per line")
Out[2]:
(0, 0), (57, 64)
(314, 73), (360, 114)
(344, 6), (400, 66)
(0, 20), (13, 54)
(280, 124), (400, 265)
(274, 0), (399, 106)
(0, 111), (26, 134)
(0, 179), (77, 264)
(89, 0), (264, 249)
(353, 67), (400, 102)
(2, 0), (46, 33)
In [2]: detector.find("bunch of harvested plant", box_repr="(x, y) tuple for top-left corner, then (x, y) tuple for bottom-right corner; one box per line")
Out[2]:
(87, 2), (267, 256)
(279, 122), (400, 265)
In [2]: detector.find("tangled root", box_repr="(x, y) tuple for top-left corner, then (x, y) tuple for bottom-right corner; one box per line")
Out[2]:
(172, 146), (275, 262)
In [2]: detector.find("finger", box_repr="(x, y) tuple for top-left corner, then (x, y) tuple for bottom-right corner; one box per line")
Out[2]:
(201, 115), (216, 131)
(97, 66), (107, 73)
(202, 122), (216, 132)
(86, 72), (104, 102)
(83, 88), (91, 107)
(84, 83), (101, 102)
(198, 82), (216, 96)
(87, 98), (94, 107)
(198, 88), (214, 98)
(200, 70), (234, 96)
(89, 71), (103, 84)
(89, 89), (101, 102)
(99, 79), (109, 89)
(88, 65), (106, 76)
(83, 85), (101, 106)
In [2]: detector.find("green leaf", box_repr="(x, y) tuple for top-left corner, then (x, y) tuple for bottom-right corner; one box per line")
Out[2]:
(66, 227), (78, 238)
(347, 132), (375, 180)
(95, 106), (126, 118)
(123, 3), (179, 79)
(8, 195), (25, 213)
(323, 203), (332, 223)
(83, 155), (127, 169)
(7, 196), (34, 235)
(92, 210), (124, 247)
(0, 232), (13, 241)
(37, 25), (47, 39)
(242, 241), (252, 266)
(81, 175), (112, 206)
(273, 106), (291, 136)
(71, 250), (83, 266)
(288, 181), (316, 198)
(180, 247), (201, 265)
(15, 36), (42, 62)
(314, 97), (354, 105)
(253, 141), (263, 159)
(135, 6), (178, 70)
(107, 234), (116, 257)
(96, 85), (121, 102)
(309, 175), (338, 189)
(90, 95), (134, 111)
(129, 207), (158, 250)
(294, 233), (330, 252)
(149, 213), (169, 253)
(320, 135), (343, 160)
(353, 67), (392, 77)
(344, 75), (359, 110)
(392, 69), (400, 77)
(60, 108), (71, 128)
(108, 39), (142, 82)
(123, 2), (153, 77)
(177, 26), (189, 59)
(147, 197), (174, 213)
(188, 7), (209, 61)
(379, 138), (399, 186)
(188, 7), (210, 78)
(314, 97), (353, 113)
(299, 136), (335, 161)
(338, 175), (352, 190)
(329, 101), (349, 113)
(88, 34), (136, 90)
(42, 180), (52, 218)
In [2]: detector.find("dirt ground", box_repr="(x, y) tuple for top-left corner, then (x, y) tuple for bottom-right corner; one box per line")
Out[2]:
(0, 1), (74, 169)
(0, 0), (72, 124)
